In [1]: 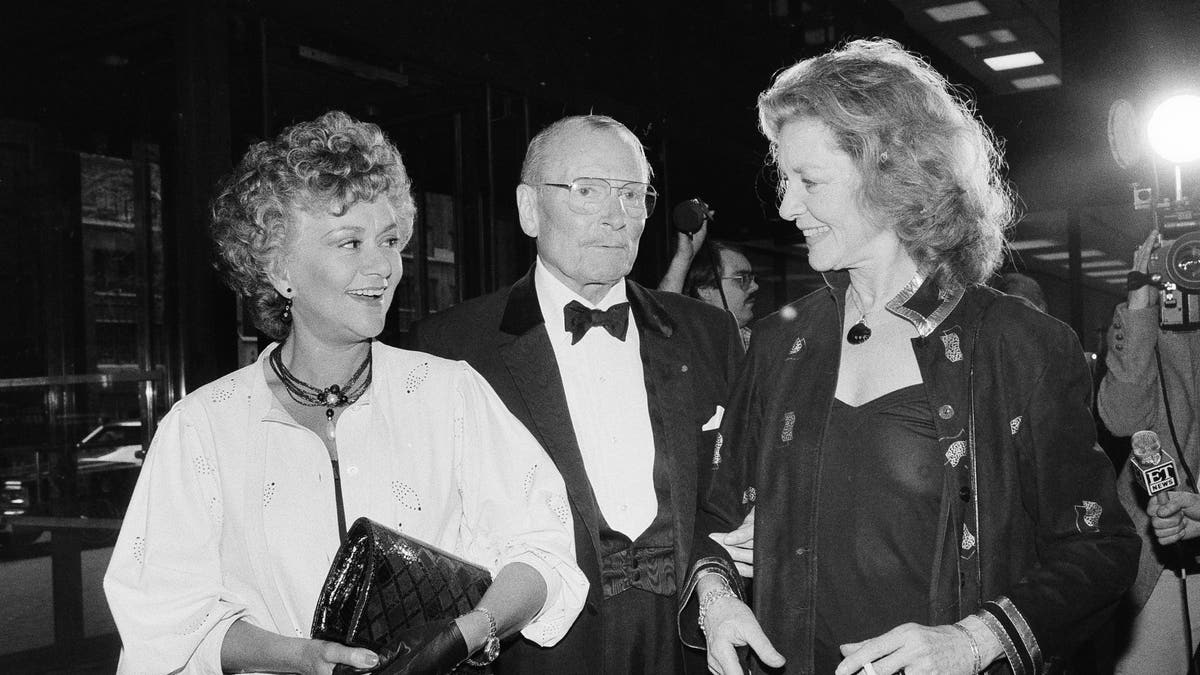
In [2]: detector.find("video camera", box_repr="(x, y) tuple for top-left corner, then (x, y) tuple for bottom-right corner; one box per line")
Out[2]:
(1134, 186), (1200, 330)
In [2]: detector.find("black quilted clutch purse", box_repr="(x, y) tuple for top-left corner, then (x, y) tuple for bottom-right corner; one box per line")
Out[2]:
(311, 517), (493, 674)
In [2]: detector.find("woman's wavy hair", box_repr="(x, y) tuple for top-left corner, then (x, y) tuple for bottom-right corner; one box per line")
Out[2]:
(758, 38), (1014, 290)
(210, 110), (415, 340)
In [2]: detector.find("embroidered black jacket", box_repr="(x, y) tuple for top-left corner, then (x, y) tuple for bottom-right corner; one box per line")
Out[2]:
(683, 272), (1140, 674)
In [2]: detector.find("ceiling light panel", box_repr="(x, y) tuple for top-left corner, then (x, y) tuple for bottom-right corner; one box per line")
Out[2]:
(960, 33), (987, 48)
(925, 2), (990, 23)
(988, 29), (1016, 43)
(984, 51), (1044, 71)
(1033, 249), (1104, 261)
(1012, 74), (1061, 90)
(1008, 238), (1059, 251)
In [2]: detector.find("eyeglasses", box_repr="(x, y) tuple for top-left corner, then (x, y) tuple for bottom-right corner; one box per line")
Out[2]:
(721, 273), (757, 291)
(535, 177), (658, 218)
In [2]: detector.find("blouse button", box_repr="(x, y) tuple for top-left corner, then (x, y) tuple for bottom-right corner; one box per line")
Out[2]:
(347, 465), (359, 476)
(938, 405), (955, 420)
(959, 486), (971, 502)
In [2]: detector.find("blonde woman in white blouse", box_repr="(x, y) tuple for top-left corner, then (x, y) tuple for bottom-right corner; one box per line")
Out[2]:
(104, 111), (586, 675)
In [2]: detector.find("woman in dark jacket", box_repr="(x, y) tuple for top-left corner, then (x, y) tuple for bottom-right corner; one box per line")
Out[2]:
(682, 39), (1140, 675)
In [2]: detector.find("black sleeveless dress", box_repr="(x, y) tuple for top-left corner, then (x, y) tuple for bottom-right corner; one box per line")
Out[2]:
(813, 384), (942, 673)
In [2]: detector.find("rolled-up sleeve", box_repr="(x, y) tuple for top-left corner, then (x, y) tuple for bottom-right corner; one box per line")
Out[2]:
(103, 406), (251, 674)
(454, 367), (587, 647)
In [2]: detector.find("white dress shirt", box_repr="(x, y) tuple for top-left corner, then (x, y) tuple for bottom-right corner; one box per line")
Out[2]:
(104, 342), (587, 674)
(534, 259), (659, 540)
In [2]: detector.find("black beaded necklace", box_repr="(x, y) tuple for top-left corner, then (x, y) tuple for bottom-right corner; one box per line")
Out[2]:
(269, 343), (373, 439)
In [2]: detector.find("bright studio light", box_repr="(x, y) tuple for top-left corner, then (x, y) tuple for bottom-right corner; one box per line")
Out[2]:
(1148, 94), (1200, 164)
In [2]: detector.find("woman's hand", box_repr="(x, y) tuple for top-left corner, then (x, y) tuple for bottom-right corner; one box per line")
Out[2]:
(703, 596), (785, 674)
(1129, 229), (1160, 310)
(296, 639), (380, 675)
(1148, 491), (1200, 545)
(223, 620), (379, 675)
(835, 623), (978, 675)
(710, 506), (755, 577)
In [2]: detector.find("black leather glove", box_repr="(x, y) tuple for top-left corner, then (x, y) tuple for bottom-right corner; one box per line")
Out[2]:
(374, 617), (469, 675)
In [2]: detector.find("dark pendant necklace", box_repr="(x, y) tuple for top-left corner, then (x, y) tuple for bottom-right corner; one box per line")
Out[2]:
(846, 288), (873, 345)
(846, 320), (872, 344)
(269, 343), (373, 439)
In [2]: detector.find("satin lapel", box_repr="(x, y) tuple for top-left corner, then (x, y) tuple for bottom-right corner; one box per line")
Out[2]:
(498, 321), (603, 567)
(631, 294), (698, 572)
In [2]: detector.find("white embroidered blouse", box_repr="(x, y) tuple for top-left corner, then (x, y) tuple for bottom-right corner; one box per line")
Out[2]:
(104, 342), (587, 674)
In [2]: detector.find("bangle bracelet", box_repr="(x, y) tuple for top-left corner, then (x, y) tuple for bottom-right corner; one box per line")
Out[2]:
(952, 622), (981, 674)
(698, 579), (736, 635)
(464, 607), (500, 667)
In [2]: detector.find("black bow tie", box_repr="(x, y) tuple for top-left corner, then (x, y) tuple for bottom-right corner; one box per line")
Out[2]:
(563, 300), (630, 345)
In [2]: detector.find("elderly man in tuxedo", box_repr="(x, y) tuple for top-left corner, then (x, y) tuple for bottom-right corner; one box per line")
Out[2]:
(412, 114), (743, 673)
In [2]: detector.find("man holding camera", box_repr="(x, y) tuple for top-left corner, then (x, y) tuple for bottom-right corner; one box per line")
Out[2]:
(1100, 228), (1200, 674)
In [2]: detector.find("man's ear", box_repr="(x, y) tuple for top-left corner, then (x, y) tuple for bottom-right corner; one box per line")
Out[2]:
(516, 184), (540, 238)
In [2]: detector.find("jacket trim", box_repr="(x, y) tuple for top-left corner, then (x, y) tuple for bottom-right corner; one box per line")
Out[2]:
(980, 596), (1043, 674)
(890, 274), (965, 338)
(822, 270), (965, 337)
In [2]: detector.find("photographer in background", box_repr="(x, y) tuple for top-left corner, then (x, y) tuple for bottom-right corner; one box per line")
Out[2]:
(1100, 228), (1200, 674)
(659, 223), (759, 350)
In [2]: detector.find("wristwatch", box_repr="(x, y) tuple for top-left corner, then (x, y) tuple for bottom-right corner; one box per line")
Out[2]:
(464, 606), (500, 667)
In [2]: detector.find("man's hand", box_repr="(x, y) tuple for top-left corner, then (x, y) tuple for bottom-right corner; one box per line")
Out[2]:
(657, 223), (709, 292)
(710, 506), (755, 577)
(1148, 491), (1200, 545)
(703, 596), (785, 675)
(1129, 229), (1161, 310)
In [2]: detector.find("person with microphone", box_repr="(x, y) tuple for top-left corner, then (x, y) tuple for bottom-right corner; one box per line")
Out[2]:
(1099, 228), (1200, 674)
(682, 38), (1140, 675)
(658, 203), (760, 349)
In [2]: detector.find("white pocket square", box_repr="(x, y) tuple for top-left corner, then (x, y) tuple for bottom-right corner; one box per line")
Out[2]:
(702, 405), (725, 431)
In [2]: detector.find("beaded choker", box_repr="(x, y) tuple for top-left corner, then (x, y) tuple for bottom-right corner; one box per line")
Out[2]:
(269, 344), (372, 439)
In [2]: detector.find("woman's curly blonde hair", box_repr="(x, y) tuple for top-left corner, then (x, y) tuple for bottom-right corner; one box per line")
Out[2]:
(210, 110), (414, 339)
(759, 38), (1014, 290)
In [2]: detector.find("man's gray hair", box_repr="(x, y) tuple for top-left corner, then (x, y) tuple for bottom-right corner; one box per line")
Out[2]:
(520, 114), (654, 184)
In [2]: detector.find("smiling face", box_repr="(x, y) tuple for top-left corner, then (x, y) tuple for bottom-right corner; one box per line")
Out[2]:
(516, 126), (649, 303)
(270, 198), (408, 346)
(775, 118), (899, 273)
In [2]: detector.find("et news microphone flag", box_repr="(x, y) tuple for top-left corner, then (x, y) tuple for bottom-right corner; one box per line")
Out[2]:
(1130, 429), (1194, 674)
(1130, 429), (1180, 504)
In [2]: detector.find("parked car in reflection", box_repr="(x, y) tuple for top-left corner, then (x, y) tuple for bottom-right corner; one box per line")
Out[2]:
(0, 420), (145, 548)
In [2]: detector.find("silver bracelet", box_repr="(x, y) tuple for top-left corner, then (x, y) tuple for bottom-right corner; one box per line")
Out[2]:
(952, 622), (981, 674)
(697, 578), (736, 635)
(464, 607), (500, 667)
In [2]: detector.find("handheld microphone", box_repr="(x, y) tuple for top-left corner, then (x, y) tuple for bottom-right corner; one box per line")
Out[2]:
(1130, 430), (1179, 503)
(672, 198), (714, 235)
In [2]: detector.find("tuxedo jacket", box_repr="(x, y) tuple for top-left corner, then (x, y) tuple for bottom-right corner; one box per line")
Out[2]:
(411, 267), (742, 674)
